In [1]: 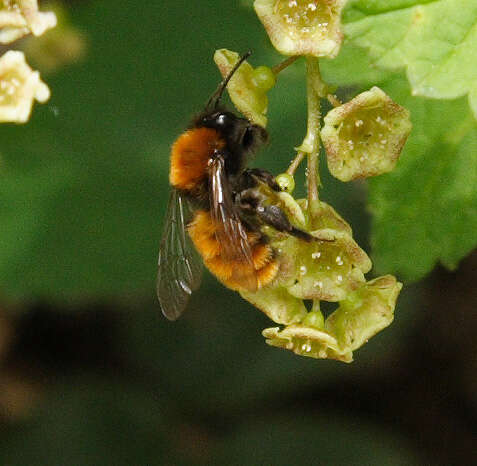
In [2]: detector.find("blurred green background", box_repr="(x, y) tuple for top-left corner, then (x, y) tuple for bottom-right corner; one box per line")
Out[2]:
(0, 1), (475, 465)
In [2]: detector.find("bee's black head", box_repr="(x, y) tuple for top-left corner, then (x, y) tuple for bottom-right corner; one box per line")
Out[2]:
(195, 109), (268, 169)
(200, 109), (266, 146)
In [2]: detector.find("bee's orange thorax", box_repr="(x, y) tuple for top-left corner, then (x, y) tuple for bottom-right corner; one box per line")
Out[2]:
(187, 210), (278, 291)
(170, 127), (225, 192)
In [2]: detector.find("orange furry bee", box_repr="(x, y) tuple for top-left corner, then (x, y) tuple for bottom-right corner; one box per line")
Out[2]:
(157, 52), (312, 320)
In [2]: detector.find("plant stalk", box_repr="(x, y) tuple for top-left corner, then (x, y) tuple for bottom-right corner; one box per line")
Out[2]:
(272, 55), (299, 75)
(286, 150), (306, 176)
(303, 57), (325, 217)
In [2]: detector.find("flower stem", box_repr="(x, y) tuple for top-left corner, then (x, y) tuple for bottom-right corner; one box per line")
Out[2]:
(302, 57), (325, 216)
(286, 150), (305, 176)
(285, 58), (329, 220)
(311, 300), (324, 327)
(272, 55), (299, 75)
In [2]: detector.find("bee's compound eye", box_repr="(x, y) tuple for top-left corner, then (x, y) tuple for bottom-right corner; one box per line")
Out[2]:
(241, 127), (255, 149)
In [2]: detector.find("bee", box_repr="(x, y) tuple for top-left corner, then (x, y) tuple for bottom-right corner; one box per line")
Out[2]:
(157, 52), (313, 320)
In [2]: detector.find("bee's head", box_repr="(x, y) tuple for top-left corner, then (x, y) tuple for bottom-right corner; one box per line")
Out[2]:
(198, 109), (267, 156)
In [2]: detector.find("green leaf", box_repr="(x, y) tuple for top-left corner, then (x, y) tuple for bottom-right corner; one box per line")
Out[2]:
(321, 42), (395, 88)
(343, 0), (477, 119)
(369, 76), (477, 280)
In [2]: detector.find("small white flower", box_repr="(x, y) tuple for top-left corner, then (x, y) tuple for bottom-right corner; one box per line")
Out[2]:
(0, 50), (50, 123)
(0, 0), (56, 44)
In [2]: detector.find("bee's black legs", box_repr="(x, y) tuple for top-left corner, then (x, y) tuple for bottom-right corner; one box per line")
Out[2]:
(239, 168), (281, 191)
(257, 204), (314, 242)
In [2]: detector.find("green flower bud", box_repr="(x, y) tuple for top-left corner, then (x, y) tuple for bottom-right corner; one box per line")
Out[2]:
(251, 65), (276, 92)
(321, 86), (412, 182)
(275, 173), (295, 193)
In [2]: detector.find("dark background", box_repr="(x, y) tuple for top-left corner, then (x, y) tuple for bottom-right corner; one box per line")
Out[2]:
(0, 1), (475, 464)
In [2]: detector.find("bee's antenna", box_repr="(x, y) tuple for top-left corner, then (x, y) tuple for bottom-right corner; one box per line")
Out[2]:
(206, 51), (252, 110)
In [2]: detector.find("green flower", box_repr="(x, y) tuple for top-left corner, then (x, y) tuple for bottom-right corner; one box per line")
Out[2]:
(321, 86), (412, 182)
(263, 275), (402, 362)
(254, 0), (347, 58)
(214, 48), (276, 127)
(326, 275), (402, 351)
(274, 199), (371, 302)
(241, 197), (371, 316)
(263, 324), (352, 362)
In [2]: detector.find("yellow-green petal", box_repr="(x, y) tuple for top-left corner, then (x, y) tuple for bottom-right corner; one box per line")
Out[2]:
(214, 48), (273, 127)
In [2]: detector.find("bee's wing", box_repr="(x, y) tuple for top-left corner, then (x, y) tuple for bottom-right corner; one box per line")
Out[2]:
(209, 153), (258, 292)
(157, 189), (203, 320)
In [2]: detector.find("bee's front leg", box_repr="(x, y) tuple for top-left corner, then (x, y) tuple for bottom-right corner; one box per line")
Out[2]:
(256, 204), (314, 242)
(235, 188), (312, 241)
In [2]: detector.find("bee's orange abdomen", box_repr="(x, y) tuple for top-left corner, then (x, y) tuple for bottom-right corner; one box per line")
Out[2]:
(257, 260), (280, 287)
(187, 210), (221, 260)
(170, 128), (225, 192)
(187, 210), (278, 291)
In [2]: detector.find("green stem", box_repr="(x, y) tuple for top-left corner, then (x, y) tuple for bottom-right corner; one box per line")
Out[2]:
(312, 301), (325, 328)
(312, 299), (321, 313)
(286, 58), (329, 220)
(303, 300), (325, 328)
(301, 57), (326, 219)
(272, 55), (299, 75)
(286, 150), (306, 176)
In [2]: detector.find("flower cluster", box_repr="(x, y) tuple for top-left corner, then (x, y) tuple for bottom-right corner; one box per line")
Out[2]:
(0, 0), (56, 44)
(212, 1), (411, 360)
(241, 195), (402, 362)
(0, 0), (56, 123)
